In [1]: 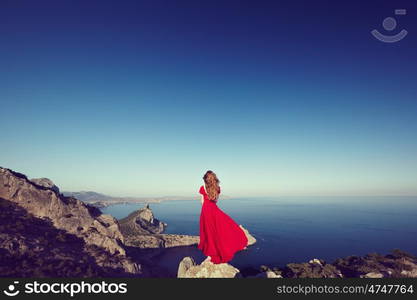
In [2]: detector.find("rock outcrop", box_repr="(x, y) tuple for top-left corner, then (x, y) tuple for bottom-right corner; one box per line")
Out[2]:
(333, 250), (417, 278)
(239, 225), (256, 246)
(178, 257), (240, 278)
(0, 167), (140, 275)
(119, 205), (167, 235)
(119, 205), (200, 248)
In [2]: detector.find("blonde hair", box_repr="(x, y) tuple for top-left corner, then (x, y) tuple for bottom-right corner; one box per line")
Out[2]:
(203, 170), (220, 201)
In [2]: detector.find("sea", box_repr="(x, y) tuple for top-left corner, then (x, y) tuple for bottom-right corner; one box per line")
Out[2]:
(101, 196), (417, 272)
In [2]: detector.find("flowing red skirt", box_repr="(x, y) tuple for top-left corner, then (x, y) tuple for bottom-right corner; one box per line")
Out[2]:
(198, 200), (248, 264)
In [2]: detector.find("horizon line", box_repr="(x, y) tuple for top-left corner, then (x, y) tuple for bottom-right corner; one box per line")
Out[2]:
(62, 190), (417, 199)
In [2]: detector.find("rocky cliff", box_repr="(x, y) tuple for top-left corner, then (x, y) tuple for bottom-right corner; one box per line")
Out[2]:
(0, 167), (140, 275)
(0, 197), (142, 277)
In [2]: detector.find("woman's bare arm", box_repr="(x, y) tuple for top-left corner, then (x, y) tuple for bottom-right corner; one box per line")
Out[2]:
(201, 195), (204, 205)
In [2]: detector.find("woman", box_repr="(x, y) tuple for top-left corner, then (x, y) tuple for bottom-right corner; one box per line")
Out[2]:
(198, 170), (248, 264)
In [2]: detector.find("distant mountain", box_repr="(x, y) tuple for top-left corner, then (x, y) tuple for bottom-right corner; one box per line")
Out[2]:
(62, 189), (233, 209)
(63, 191), (231, 204)
(62, 191), (115, 202)
(61, 191), (173, 207)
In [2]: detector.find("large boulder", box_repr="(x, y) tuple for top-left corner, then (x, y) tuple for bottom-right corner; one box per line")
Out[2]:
(177, 257), (196, 277)
(0, 167), (140, 274)
(178, 257), (240, 278)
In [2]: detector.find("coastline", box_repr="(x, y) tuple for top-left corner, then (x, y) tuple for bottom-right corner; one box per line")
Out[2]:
(74, 196), (232, 209)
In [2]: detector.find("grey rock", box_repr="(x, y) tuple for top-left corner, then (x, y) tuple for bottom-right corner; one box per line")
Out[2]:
(177, 256), (196, 278)
(177, 257), (240, 278)
(361, 272), (384, 278)
(309, 258), (324, 266)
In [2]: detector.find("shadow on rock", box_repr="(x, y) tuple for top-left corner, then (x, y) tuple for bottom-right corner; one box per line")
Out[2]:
(0, 198), (141, 277)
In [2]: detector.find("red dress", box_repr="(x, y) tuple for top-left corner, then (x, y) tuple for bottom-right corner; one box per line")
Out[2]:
(198, 185), (248, 264)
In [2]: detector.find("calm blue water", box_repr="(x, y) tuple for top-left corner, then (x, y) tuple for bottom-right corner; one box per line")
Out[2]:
(102, 197), (417, 271)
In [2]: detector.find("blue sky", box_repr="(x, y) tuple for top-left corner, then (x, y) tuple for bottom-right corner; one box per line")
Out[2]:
(1, 0), (416, 197)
